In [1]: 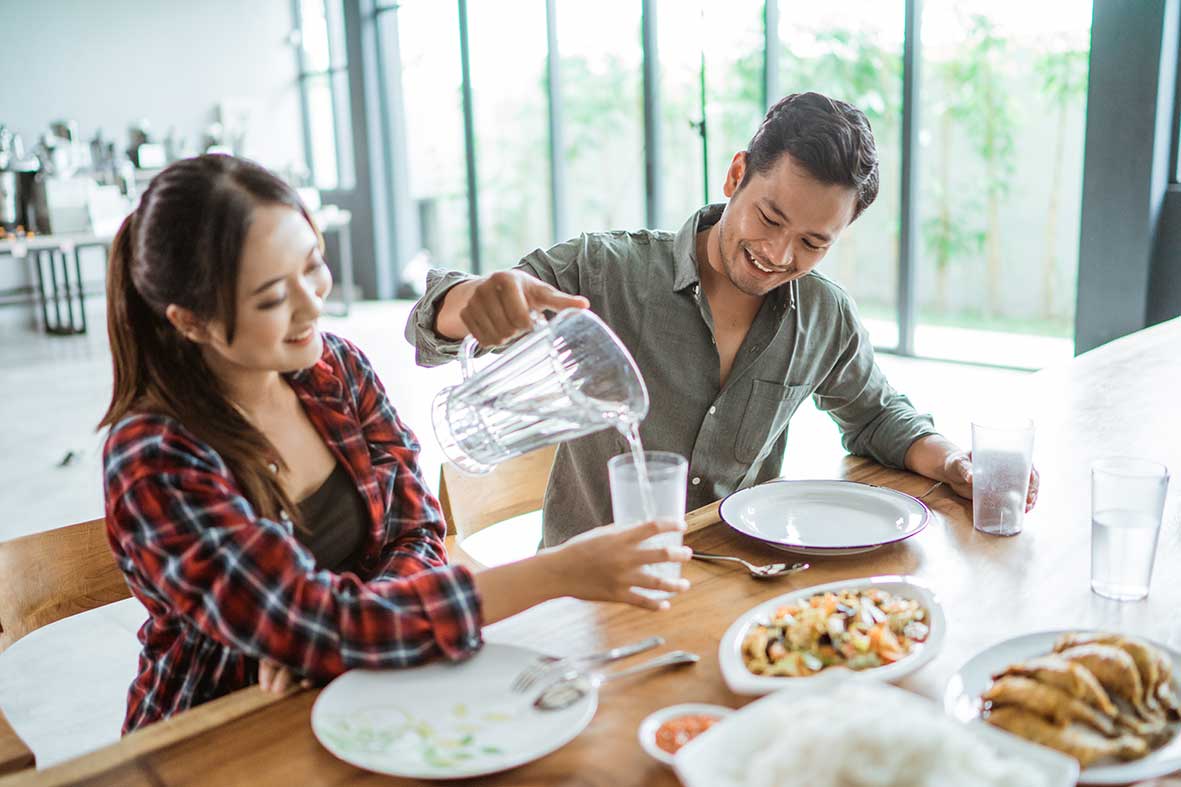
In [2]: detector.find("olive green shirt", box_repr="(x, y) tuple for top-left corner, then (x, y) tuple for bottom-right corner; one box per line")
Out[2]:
(406, 204), (937, 546)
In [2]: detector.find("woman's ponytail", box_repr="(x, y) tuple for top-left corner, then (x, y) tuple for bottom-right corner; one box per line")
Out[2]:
(100, 213), (152, 429)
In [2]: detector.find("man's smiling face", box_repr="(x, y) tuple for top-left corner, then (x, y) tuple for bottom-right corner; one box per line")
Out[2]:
(714, 151), (858, 298)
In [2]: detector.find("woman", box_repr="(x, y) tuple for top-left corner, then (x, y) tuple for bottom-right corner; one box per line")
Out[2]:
(100, 154), (690, 732)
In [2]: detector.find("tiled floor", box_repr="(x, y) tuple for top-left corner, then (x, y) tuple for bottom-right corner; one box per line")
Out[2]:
(0, 298), (1034, 544)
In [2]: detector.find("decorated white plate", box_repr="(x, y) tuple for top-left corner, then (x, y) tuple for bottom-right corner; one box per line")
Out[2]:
(717, 575), (945, 696)
(311, 643), (597, 779)
(674, 679), (1078, 787)
(944, 630), (1181, 785)
(718, 480), (930, 556)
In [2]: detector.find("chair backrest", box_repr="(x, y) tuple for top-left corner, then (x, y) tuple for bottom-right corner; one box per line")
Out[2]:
(437, 444), (557, 542)
(0, 517), (130, 654)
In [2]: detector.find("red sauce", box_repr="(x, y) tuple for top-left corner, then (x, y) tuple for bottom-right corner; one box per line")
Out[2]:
(654, 714), (721, 754)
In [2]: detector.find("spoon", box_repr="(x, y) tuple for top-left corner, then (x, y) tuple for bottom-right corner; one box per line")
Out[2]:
(510, 635), (665, 693)
(533, 650), (700, 711)
(691, 551), (810, 579)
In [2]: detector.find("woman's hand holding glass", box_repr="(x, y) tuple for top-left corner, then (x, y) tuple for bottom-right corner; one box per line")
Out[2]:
(549, 519), (691, 610)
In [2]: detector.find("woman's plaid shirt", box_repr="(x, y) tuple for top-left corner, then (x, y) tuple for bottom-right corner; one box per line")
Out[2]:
(103, 333), (483, 732)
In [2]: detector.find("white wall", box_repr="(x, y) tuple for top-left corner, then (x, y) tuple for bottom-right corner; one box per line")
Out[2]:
(0, 0), (305, 328)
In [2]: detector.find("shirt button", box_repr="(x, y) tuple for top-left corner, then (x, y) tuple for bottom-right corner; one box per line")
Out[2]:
(708, 406), (716, 415)
(691, 477), (701, 485)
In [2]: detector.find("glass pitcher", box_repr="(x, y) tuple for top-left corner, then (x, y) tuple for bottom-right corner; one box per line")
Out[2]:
(432, 308), (649, 475)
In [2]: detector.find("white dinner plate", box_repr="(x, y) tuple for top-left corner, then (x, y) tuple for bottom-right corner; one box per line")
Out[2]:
(311, 643), (597, 780)
(717, 575), (946, 695)
(944, 630), (1181, 785)
(718, 480), (930, 556)
(674, 679), (1078, 787)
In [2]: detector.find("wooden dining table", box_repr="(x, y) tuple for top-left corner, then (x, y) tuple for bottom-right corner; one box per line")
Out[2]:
(4, 316), (1180, 787)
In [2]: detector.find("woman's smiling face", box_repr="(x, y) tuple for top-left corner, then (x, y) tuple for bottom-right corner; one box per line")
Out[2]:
(201, 204), (333, 375)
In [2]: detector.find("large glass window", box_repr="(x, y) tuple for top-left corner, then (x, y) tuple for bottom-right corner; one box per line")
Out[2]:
(467, 1), (551, 270)
(657, 4), (709, 230)
(390, 1), (472, 271)
(702, 0), (766, 199)
(363, 0), (1093, 370)
(657, 0), (764, 231)
(295, 0), (354, 190)
(778, 3), (905, 350)
(916, 2), (1090, 366)
(556, 0), (646, 235)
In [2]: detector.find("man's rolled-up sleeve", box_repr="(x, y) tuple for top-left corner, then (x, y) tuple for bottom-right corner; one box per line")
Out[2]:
(404, 239), (593, 368)
(812, 305), (937, 469)
(404, 268), (479, 367)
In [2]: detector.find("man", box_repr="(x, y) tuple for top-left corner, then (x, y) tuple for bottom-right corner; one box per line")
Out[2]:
(407, 92), (1038, 546)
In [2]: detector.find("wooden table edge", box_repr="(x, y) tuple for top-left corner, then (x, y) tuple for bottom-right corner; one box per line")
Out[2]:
(0, 685), (298, 786)
(685, 499), (722, 534)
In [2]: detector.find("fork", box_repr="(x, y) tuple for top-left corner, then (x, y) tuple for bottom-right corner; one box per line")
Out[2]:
(510, 635), (665, 693)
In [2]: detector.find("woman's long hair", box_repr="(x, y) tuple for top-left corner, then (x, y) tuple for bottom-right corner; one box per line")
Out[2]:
(99, 154), (322, 527)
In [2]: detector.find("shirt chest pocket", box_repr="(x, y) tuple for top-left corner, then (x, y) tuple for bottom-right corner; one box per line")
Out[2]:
(733, 380), (811, 464)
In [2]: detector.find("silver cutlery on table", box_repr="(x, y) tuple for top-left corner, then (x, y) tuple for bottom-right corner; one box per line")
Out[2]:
(691, 551), (810, 579)
(533, 650), (700, 711)
(510, 635), (665, 693)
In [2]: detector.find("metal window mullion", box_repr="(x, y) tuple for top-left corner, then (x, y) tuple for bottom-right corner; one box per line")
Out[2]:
(327, 1), (347, 190)
(372, 1), (405, 297)
(299, 66), (349, 79)
(642, 0), (662, 228)
(896, 0), (922, 356)
(763, 0), (779, 110)
(458, 0), (481, 274)
(292, 0), (318, 187)
(1171, 10), (1181, 183)
(545, 0), (567, 244)
(699, 45), (709, 203)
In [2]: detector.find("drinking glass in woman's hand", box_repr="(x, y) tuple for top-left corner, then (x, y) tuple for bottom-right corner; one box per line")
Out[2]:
(551, 519), (691, 611)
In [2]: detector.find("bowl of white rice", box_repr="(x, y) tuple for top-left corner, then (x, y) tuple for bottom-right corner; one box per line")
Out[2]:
(673, 679), (1078, 787)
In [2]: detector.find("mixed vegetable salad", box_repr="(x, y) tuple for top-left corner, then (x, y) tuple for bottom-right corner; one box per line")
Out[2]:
(742, 587), (930, 676)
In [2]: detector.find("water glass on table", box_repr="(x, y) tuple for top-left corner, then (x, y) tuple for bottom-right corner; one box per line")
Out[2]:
(608, 451), (688, 600)
(971, 419), (1035, 536)
(1090, 457), (1169, 601)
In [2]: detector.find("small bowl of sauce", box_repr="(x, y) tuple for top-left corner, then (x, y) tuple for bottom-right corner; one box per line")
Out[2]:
(638, 703), (732, 765)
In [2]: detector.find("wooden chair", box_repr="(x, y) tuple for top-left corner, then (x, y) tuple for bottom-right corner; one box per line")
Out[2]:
(0, 709), (34, 776)
(437, 445), (557, 567)
(0, 517), (131, 774)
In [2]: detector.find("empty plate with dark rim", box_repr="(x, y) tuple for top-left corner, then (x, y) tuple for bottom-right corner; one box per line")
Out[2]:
(718, 479), (930, 556)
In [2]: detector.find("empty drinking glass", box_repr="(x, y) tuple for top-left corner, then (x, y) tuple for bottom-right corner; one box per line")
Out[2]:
(1090, 457), (1169, 601)
(608, 451), (687, 600)
(971, 419), (1035, 536)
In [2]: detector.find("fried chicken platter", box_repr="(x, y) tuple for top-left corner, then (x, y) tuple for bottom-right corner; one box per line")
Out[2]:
(980, 632), (1181, 769)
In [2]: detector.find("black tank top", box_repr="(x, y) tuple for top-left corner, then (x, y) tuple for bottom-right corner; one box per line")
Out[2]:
(295, 462), (369, 573)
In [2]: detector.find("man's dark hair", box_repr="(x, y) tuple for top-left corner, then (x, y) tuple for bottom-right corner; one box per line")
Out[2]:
(739, 92), (879, 221)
